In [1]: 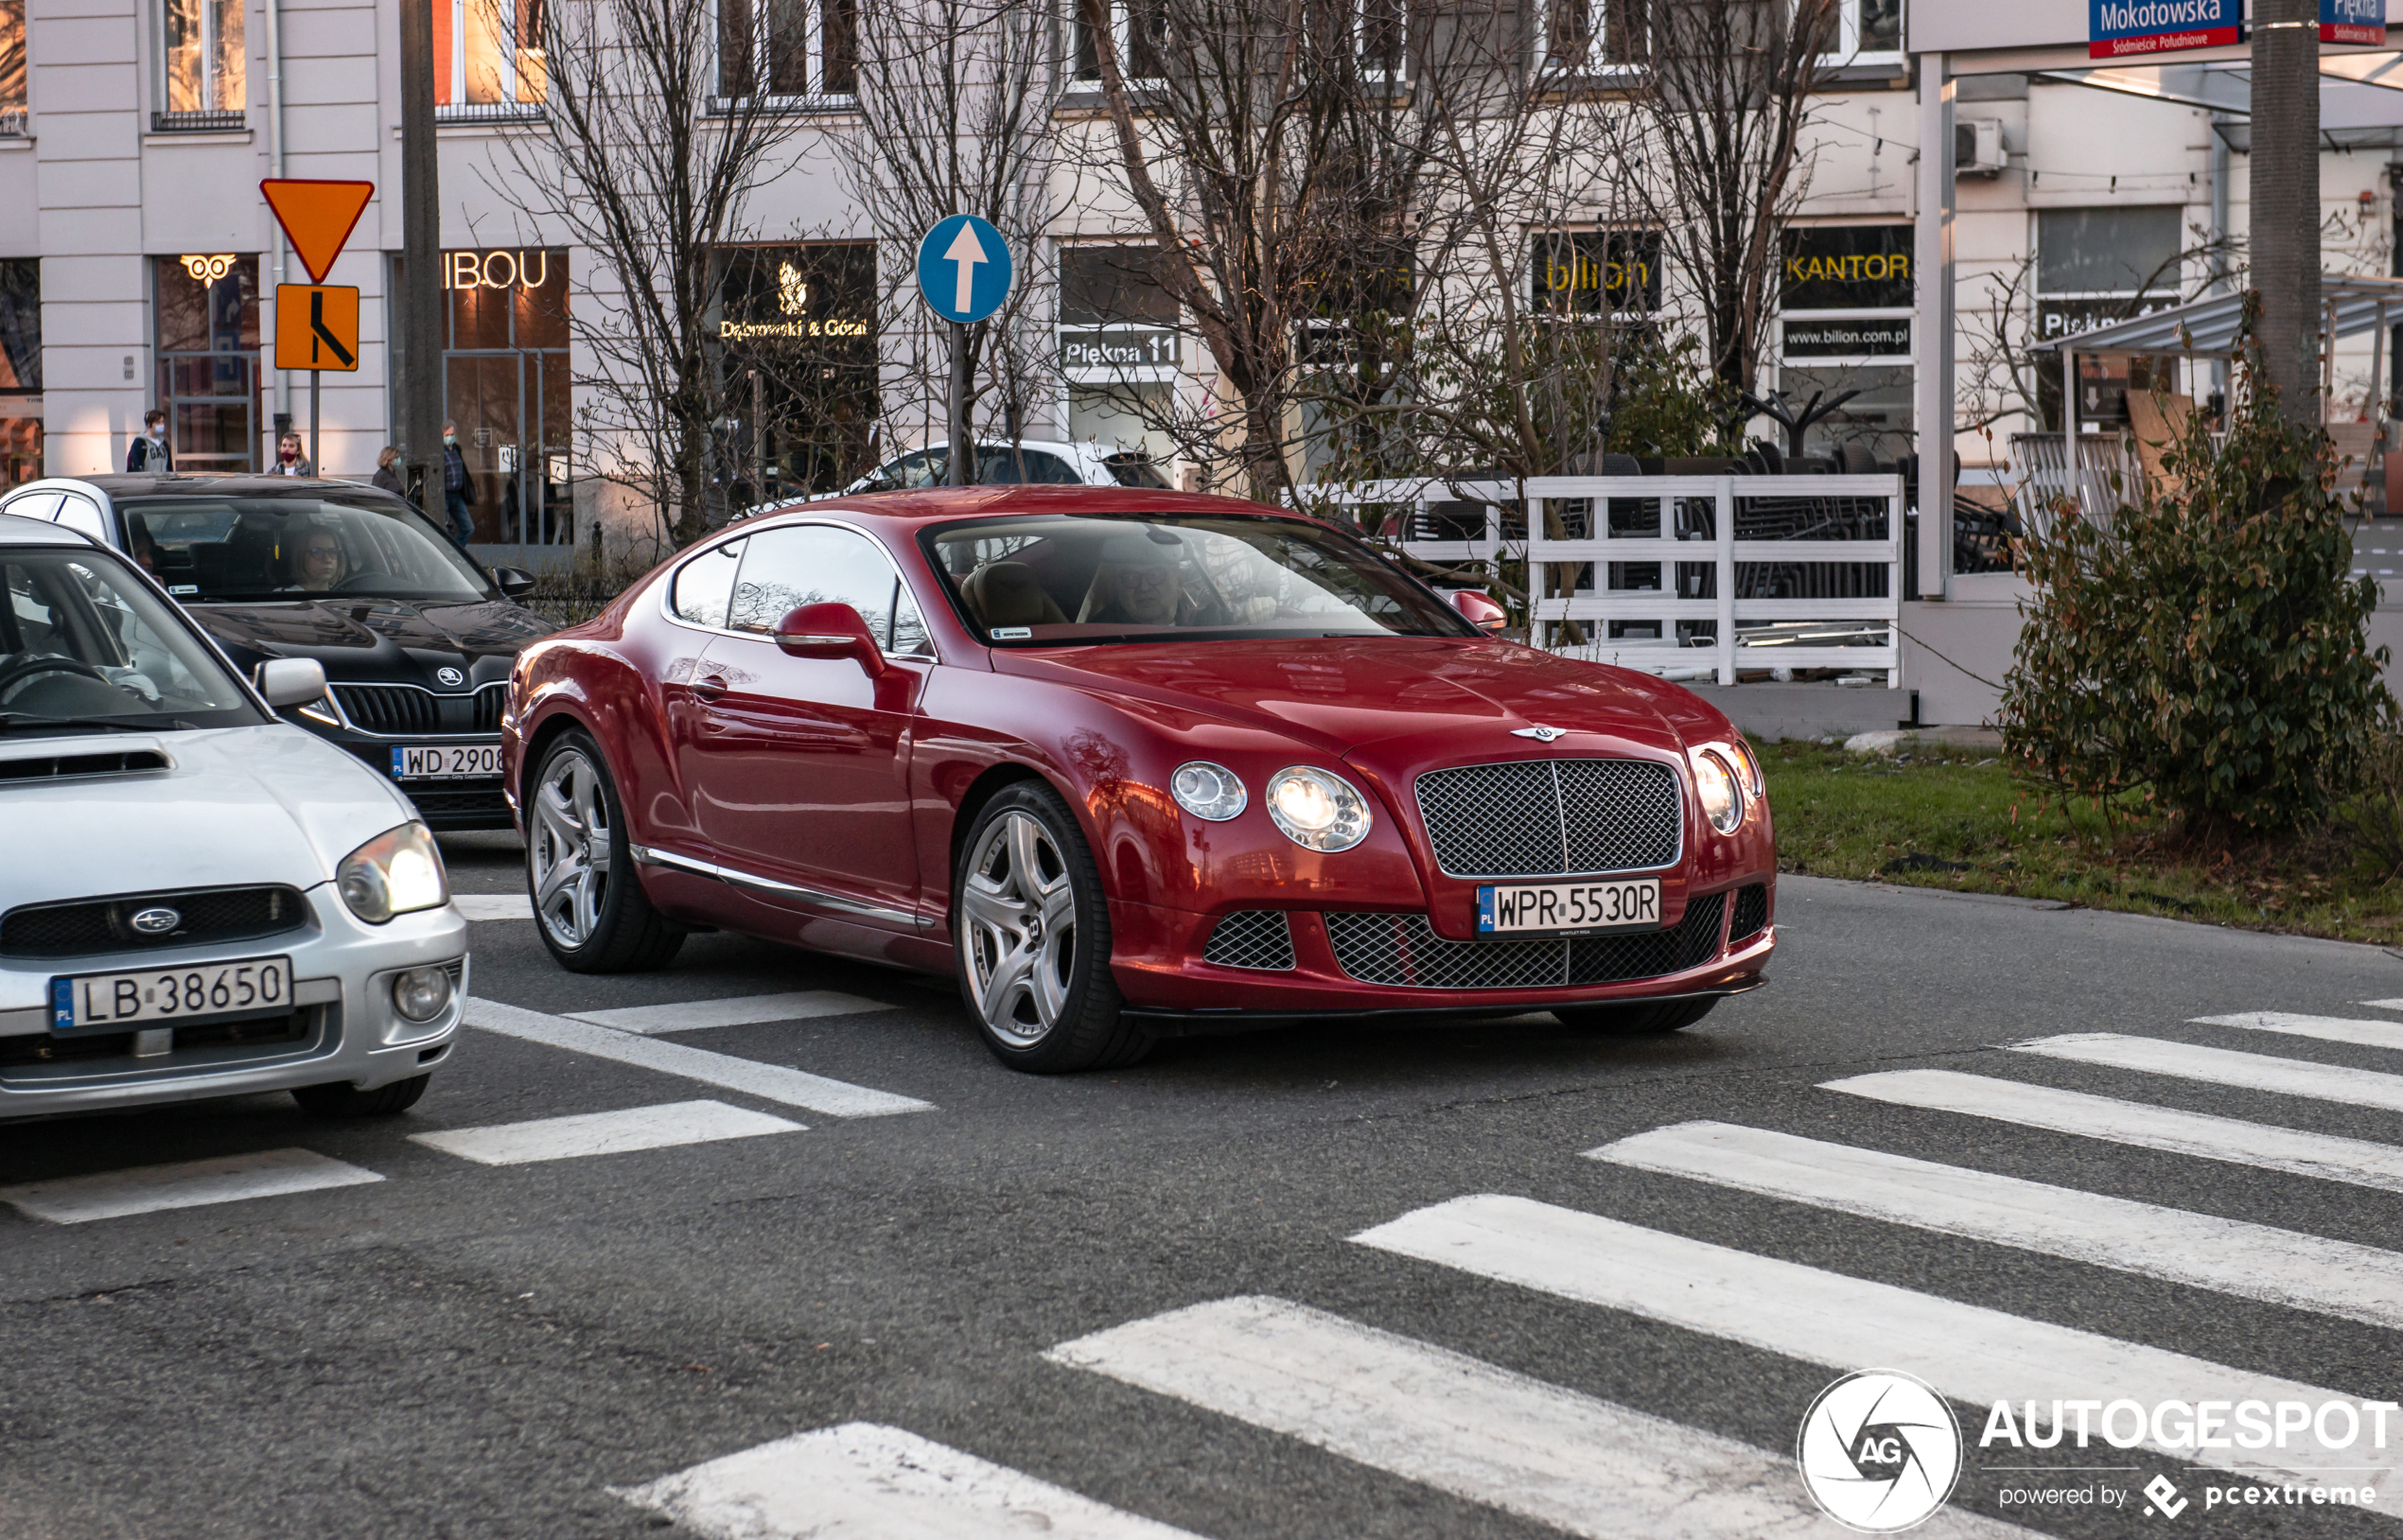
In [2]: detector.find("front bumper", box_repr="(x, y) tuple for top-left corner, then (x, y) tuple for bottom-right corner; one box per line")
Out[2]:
(1105, 881), (1775, 1023)
(0, 885), (469, 1120)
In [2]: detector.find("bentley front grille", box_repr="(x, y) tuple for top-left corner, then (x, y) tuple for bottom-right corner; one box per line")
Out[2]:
(1413, 758), (1681, 877)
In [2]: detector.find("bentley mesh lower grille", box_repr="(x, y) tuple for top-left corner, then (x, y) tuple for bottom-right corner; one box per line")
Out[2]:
(1413, 758), (1682, 877)
(1728, 883), (1769, 942)
(1202, 910), (1296, 971)
(1324, 892), (1727, 989)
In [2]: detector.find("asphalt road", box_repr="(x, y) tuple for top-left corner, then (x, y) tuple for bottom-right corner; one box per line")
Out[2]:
(5, 837), (2403, 1540)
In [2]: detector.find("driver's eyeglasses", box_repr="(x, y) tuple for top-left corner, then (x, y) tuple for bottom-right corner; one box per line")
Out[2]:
(304, 546), (340, 560)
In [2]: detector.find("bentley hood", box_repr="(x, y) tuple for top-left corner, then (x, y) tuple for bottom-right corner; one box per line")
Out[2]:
(0, 725), (418, 901)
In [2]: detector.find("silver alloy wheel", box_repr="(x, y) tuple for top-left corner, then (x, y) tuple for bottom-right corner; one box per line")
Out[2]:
(531, 747), (612, 949)
(960, 809), (1077, 1044)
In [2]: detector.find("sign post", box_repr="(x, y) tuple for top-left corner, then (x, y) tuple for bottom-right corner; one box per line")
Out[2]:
(915, 216), (1013, 486)
(261, 179), (375, 477)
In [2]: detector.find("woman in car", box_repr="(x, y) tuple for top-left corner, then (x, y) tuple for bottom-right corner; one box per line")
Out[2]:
(291, 529), (348, 592)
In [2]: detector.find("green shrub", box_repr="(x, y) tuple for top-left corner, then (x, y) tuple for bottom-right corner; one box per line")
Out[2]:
(1998, 338), (2393, 835)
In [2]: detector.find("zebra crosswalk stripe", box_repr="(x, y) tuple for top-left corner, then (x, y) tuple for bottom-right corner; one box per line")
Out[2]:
(2190, 1011), (2403, 1052)
(1588, 1120), (2403, 1331)
(2011, 1032), (2403, 1112)
(0, 1147), (383, 1224)
(1820, 1068), (2403, 1193)
(408, 1099), (801, 1165)
(1046, 1295), (2037, 1539)
(1352, 1193), (2400, 1506)
(613, 1421), (1206, 1539)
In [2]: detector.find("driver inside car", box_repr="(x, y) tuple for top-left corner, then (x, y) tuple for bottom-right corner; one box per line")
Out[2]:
(1079, 534), (1202, 626)
(291, 529), (347, 592)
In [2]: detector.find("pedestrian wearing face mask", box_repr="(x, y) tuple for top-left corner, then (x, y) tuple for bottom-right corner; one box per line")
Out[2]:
(270, 431), (313, 477)
(441, 421), (475, 546)
(127, 411), (173, 473)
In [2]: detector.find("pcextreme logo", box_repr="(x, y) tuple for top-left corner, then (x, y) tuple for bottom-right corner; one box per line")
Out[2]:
(1798, 1370), (1964, 1532)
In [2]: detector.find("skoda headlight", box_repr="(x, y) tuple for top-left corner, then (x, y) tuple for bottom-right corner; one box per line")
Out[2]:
(1171, 761), (1247, 822)
(339, 822), (450, 923)
(1265, 765), (1372, 852)
(1692, 750), (1745, 835)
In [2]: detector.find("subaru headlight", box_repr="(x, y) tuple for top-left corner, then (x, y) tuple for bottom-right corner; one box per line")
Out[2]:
(1265, 765), (1372, 852)
(1170, 761), (1247, 822)
(340, 822), (450, 923)
(1692, 750), (1745, 835)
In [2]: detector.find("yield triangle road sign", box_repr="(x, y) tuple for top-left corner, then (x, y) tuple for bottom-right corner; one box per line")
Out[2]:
(260, 180), (375, 284)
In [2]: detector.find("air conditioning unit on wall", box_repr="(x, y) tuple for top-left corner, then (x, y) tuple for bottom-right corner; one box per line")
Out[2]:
(1955, 118), (2006, 178)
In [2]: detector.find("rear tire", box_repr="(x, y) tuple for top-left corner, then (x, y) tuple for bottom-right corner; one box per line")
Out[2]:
(1552, 995), (1719, 1035)
(954, 781), (1151, 1073)
(292, 1073), (430, 1117)
(527, 730), (685, 974)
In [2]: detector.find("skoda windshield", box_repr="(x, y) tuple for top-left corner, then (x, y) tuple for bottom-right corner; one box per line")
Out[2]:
(117, 491), (493, 604)
(2, 546), (264, 733)
(924, 513), (1473, 646)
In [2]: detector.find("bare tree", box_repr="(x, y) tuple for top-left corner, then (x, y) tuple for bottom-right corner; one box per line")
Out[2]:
(828, 0), (1061, 479)
(480, 0), (805, 549)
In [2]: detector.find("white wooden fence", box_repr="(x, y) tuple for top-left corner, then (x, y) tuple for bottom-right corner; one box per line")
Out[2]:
(1314, 474), (1905, 688)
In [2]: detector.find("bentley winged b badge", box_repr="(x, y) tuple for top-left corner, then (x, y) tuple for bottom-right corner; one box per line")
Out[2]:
(1511, 725), (1570, 742)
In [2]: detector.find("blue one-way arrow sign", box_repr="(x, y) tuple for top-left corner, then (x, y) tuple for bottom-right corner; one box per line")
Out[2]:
(916, 215), (1012, 325)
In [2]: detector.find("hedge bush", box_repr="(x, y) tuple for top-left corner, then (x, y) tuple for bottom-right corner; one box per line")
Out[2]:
(1998, 339), (2393, 836)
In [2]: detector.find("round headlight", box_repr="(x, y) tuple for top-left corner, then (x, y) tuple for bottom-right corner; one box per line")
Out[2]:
(392, 964), (454, 1024)
(1265, 766), (1372, 852)
(1171, 761), (1247, 822)
(1693, 750), (1745, 835)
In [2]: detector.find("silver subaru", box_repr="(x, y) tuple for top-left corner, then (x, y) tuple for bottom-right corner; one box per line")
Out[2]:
(0, 513), (466, 1119)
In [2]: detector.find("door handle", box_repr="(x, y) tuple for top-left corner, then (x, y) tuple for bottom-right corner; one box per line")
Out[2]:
(692, 674), (728, 701)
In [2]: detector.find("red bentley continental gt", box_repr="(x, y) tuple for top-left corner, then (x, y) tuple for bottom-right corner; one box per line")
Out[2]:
(500, 487), (1775, 1072)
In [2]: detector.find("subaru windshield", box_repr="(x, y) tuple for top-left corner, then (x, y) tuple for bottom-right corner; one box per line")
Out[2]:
(923, 514), (1472, 646)
(117, 492), (493, 604)
(1, 547), (264, 733)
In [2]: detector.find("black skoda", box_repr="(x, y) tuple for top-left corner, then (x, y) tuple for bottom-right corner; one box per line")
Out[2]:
(0, 474), (556, 831)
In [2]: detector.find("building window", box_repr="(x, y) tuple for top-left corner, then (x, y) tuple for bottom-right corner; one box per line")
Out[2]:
(0, 258), (36, 487)
(155, 254), (261, 474)
(442, 247), (571, 543)
(0, 0), (26, 137)
(2034, 205), (2183, 430)
(1060, 246), (1180, 463)
(1773, 225), (1914, 466)
(1541, 0), (1645, 70)
(158, 0), (244, 130)
(1818, 0), (1901, 61)
(718, 0), (856, 98)
(1072, 0), (1165, 81)
(1528, 230), (1662, 320)
(432, 0), (547, 119)
(712, 242), (877, 503)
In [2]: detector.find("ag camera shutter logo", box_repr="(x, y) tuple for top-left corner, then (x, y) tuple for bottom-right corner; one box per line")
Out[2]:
(1798, 1370), (1963, 1531)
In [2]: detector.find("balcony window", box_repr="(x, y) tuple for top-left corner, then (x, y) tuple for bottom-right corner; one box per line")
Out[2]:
(1818, 0), (1901, 61)
(1072, 0), (1165, 82)
(0, 0), (24, 136)
(432, 0), (547, 119)
(158, 0), (244, 130)
(718, 0), (856, 99)
(1540, 0), (1644, 71)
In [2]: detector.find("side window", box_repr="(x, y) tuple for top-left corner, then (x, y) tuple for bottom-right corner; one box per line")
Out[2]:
(55, 494), (109, 545)
(729, 524), (925, 653)
(976, 448), (1078, 485)
(669, 538), (745, 628)
(2, 491), (61, 523)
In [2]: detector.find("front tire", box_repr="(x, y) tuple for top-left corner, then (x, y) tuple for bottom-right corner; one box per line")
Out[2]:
(528, 730), (685, 974)
(1552, 996), (1719, 1035)
(955, 782), (1150, 1073)
(293, 1073), (430, 1117)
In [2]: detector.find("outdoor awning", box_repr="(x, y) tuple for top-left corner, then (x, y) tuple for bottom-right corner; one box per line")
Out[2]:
(2033, 273), (2403, 359)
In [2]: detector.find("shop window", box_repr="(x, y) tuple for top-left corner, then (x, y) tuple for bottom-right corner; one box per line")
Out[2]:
(2034, 206), (2183, 430)
(0, 258), (35, 488)
(1528, 230), (1661, 320)
(0, 0), (25, 136)
(712, 242), (877, 503)
(442, 248), (571, 543)
(1780, 362), (1913, 465)
(158, 0), (244, 130)
(432, 0), (546, 118)
(154, 254), (261, 474)
(1061, 246), (1179, 464)
(1072, 0), (1165, 81)
(718, 0), (856, 97)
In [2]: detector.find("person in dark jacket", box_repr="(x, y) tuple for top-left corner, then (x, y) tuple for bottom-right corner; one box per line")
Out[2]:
(127, 410), (172, 473)
(371, 446), (405, 497)
(441, 421), (475, 545)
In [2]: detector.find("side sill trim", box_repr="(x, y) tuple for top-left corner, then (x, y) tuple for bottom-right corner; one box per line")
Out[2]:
(629, 843), (925, 928)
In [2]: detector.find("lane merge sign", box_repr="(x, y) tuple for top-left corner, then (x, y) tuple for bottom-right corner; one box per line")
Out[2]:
(260, 179), (375, 284)
(273, 285), (360, 372)
(916, 215), (1012, 325)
